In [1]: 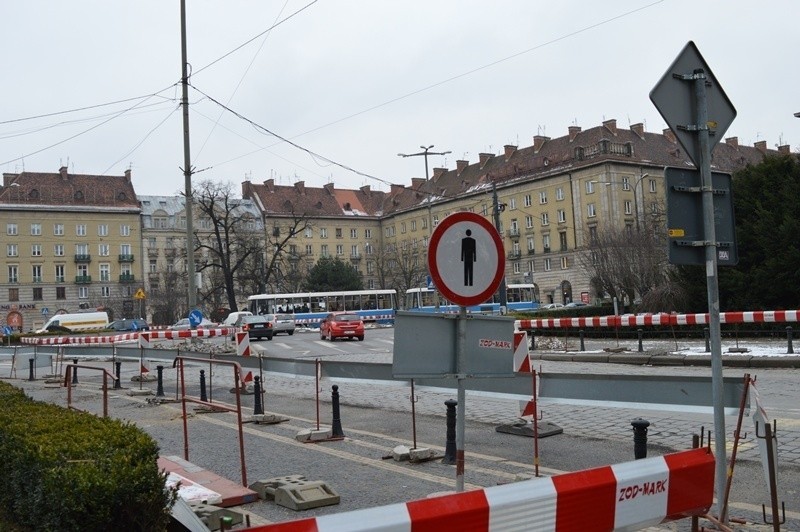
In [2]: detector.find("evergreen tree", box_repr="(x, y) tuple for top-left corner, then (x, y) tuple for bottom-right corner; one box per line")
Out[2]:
(302, 256), (363, 291)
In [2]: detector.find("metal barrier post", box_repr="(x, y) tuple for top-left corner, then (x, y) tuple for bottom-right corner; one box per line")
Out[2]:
(253, 377), (264, 415)
(331, 384), (345, 438)
(199, 369), (208, 402)
(156, 365), (165, 397)
(579, 330), (585, 351)
(704, 327), (710, 352)
(787, 326), (794, 354)
(114, 361), (122, 389)
(28, 358), (35, 381)
(637, 328), (644, 352)
(72, 358), (79, 385)
(632, 417), (650, 459)
(442, 399), (457, 465)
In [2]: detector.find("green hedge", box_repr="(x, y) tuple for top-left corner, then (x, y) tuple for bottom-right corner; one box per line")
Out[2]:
(0, 382), (175, 531)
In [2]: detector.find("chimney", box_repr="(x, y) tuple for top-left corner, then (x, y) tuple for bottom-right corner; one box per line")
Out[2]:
(124, 169), (132, 182)
(602, 119), (617, 135)
(503, 145), (517, 160)
(295, 181), (306, 194)
(390, 183), (405, 195)
(630, 123), (645, 139)
(59, 166), (69, 181)
(778, 144), (791, 155)
(456, 160), (469, 175)
(725, 137), (739, 149)
(479, 153), (494, 168)
(568, 126), (581, 142)
(411, 177), (425, 189)
(533, 135), (550, 153)
(263, 178), (275, 192)
(432, 167), (447, 180)
(754, 140), (767, 154)
(323, 182), (334, 194)
(662, 128), (677, 144)
(360, 184), (371, 196)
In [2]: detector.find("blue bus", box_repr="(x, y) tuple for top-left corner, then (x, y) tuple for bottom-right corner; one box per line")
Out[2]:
(404, 283), (539, 314)
(247, 289), (397, 328)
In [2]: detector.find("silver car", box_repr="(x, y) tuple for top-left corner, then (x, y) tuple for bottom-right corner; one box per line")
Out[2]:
(271, 313), (296, 336)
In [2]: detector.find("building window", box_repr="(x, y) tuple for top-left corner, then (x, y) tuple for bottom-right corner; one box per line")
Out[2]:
(364, 229), (372, 239)
(539, 191), (547, 204)
(335, 228), (343, 238)
(544, 258), (552, 271)
(585, 181), (595, 194)
(320, 228), (328, 239)
(527, 237), (535, 252)
(33, 287), (43, 300)
(336, 245), (344, 255)
(513, 262), (521, 274)
(98, 224), (109, 236)
(649, 179), (657, 193)
(321, 244), (329, 257)
(525, 215), (534, 229)
(76, 243), (89, 256)
(305, 244), (313, 256)
(54, 223), (64, 236)
(120, 224), (131, 236)
(624, 200), (633, 215)
(99, 263), (110, 282)
(78, 286), (89, 299)
(76, 224), (87, 236)
(99, 244), (110, 257)
(543, 234), (551, 251)
(432, 215), (439, 227)
(77, 264), (89, 277)
(31, 223), (42, 236)
(401, 222), (406, 234)
(528, 260), (535, 273)
(7, 223), (18, 236)
(54, 244), (64, 256)
(55, 265), (65, 283)
(32, 265), (42, 283)
(622, 177), (631, 190)
(56, 287), (66, 300)
(120, 244), (132, 256)
(7, 244), (18, 257)
(561, 257), (569, 269)
(366, 261), (374, 274)
(589, 225), (598, 244)
(410, 220), (417, 231)
(557, 209), (566, 223)
(149, 260), (157, 273)
(588, 203), (596, 217)
(509, 197), (517, 210)
(350, 228), (358, 238)
(541, 213), (549, 226)
(559, 231), (568, 251)
(556, 187), (565, 201)
(524, 194), (532, 207)
(101, 286), (111, 297)
(9, 288), (19, 302)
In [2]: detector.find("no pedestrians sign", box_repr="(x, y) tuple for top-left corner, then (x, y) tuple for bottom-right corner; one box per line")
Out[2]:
(428, 212), (505, 307)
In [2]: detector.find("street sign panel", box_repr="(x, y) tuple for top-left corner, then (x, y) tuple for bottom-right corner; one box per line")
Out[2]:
(134, 288), (146, 300)
(41, 307), (49, 316)
(188, 309), (204, 327)
(428, 212), (505, 307)
(650, 41), (737, 167)
(665, 167), (738, 266)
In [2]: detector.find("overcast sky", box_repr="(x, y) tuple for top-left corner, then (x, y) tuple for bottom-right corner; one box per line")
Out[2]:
(1, 1), (797, 196)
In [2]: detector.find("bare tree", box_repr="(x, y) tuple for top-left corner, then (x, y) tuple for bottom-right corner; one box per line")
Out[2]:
(149, 271), (186, 326)
(376, 242), (427, 303)
(192, 180), (264, 312)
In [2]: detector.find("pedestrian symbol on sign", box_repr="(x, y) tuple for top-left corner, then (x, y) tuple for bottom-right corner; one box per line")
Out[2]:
(461, 229), (476, 286)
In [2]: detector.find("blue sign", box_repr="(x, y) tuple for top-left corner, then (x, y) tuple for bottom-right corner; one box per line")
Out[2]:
(41, 307), (49, 316)
(188, 309), (203, 327)
(2, 326), (12, 335)
(131, 321), (139, 331)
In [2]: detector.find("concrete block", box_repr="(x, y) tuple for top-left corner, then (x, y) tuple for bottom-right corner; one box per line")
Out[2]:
(128, 388), (154, 396)
(249, 475), (307, 500)
(495, 420), (563, 438)
(295, 427), (332, 442)
(409, 447), (435, 462)
(131, 374), (157, 382)
(684, 355), (712, 367)
(189, 501), (244, 531)
(607, 354), (652, 365)
(392, 444), (410, 461)
(248, 414), (290, 424)
(274, 480), (340, 511)
(750, 356), (800, 368)
(572, 353), (609, 363)
(720, 354), (753, 367)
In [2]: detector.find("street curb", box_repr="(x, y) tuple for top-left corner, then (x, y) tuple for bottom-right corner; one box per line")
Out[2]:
(532, 351), (800, 369)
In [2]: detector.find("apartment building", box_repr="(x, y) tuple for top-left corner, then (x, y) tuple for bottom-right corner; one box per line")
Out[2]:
(0, 168), (142, 331)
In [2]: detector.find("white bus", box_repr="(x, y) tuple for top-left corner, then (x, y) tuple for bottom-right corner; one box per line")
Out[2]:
(247, 289), (397, 328)
(404, 283), (540, 313)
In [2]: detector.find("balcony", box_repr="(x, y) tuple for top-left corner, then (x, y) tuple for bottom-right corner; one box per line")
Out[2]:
(119, 254), (135, 262)
(527, 249), (536, 256)
(75, 275), (92, 284)
(350, 253), (362, 262)
(287, 253), (300, 262)
(507, 228), (520, 239)
(147, 248), (159, 258)
(164, 248), (177, 258)
(74, 254), (92, 263)
(119, 273), (136, 283)
(507, 251), (522, 260)
(32, 276), (43, 283)
(543, 247), (551, 254)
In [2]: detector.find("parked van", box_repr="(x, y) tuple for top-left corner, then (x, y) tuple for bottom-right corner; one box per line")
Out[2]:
(222, 311), (252, 327)
(37, 312), (109, 334)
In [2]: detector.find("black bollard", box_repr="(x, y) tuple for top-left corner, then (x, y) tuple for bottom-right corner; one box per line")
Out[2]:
(637, 328), (643, 352)
(442, 399), (457, 465)
(631, 418), (650, 459)
(199, 369), (208, 402)
(114, 361), (122, 389)
(28, 358), (35, 381)
(253, 377), (264, 415)
(703, 327), (710, 352)
(156, 366), (165, 397)
(72, 359), (79, 385)
(579, 330), (585, 352)
(787, 326), (794, 355)
(530, 334), (535, 351)
(331, 385), (345, 437)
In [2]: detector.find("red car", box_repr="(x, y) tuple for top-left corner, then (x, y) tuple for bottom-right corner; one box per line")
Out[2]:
(319, 312), (365, 341)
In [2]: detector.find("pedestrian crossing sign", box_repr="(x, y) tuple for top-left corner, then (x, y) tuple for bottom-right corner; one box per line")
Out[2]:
(134, 288), (146, 300)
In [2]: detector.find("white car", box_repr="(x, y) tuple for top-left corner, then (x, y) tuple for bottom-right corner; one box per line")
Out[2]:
(222, 311), (252, 327)
(171, 318), (215, 330)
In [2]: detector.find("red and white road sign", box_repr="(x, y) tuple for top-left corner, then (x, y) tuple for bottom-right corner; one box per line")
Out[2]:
(512, 331), (531, 373)
(428, 212), (505, 307)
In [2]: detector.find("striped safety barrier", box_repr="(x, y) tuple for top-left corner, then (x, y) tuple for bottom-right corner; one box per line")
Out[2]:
(245, 448), (714, 532)
(21, 327), (236, 346)
(516, 309), (800, 330)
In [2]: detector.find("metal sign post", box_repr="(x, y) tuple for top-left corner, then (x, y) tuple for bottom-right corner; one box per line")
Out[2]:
(456, 306), (467, 492)
(651, 41), (737, 523)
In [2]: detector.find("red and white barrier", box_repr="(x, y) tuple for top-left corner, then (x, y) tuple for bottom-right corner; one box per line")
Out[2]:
(516, 309), (800, 330)
(21, 327), (236, 346)
(236, 331), (251, 357)
(246, 448), (714, 532)
(512, 331), (531, 373)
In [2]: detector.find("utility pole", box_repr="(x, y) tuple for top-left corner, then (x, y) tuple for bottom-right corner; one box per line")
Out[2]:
(491, 181), (508, 313)
(180, 0), (196, 309)
(398, 146), (451, 308)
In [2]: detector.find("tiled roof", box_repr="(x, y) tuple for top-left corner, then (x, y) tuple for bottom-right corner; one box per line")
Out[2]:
(0, 167), (139, 210)
(243, 179), (386, 218)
